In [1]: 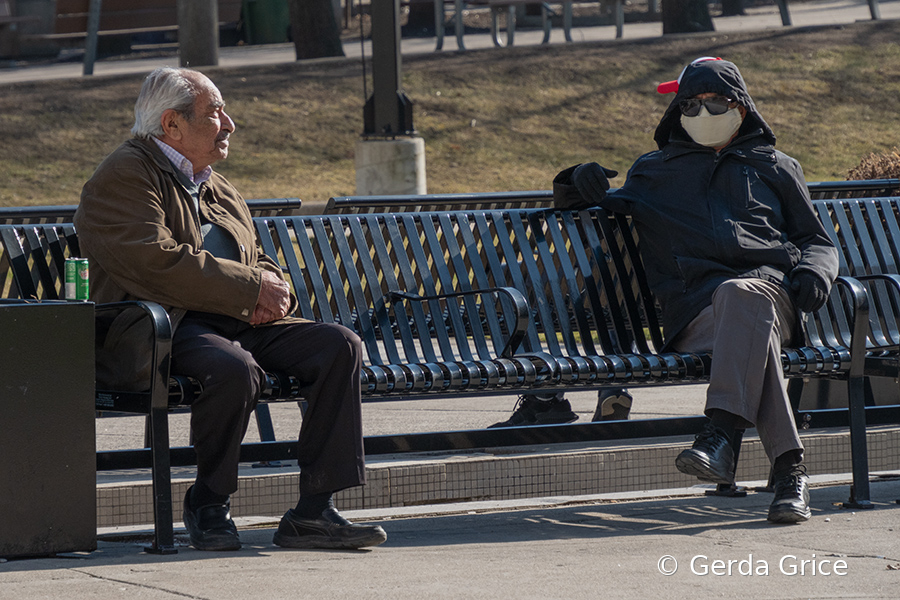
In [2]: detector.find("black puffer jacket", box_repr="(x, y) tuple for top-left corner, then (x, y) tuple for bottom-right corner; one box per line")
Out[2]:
(557, 59), (839, 347)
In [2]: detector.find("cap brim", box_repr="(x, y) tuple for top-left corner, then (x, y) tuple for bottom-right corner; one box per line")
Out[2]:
(656, 80), (679, 94)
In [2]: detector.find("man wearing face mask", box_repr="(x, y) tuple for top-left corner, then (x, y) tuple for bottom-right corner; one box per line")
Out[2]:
(553, 57), (838, 524)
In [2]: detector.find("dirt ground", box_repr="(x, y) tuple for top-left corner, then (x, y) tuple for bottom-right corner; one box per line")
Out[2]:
(2, 16), (899, 206)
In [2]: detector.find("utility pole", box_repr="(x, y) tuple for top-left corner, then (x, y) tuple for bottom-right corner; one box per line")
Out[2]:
(178, 0), (219, 67)
(355, 0), (426, 195)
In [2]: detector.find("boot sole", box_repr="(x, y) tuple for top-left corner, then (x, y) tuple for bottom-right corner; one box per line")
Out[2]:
(273, 530), (387, 550)
(533, 414), (578, 425)
(188, 533), (242, 551)
(593, 395), (633, 422)
(675, 449), (735, 485)
(767, 505), (811, 524)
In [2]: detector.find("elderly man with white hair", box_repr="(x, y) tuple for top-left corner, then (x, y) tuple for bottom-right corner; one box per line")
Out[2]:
(75, 67), (386, 551)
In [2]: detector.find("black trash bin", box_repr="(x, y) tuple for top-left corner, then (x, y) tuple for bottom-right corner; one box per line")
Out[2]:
(0, 301), (96, 558)
(243, 0), (290, 44)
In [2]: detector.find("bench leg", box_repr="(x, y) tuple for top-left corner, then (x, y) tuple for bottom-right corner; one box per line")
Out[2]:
(774, 0), (792, 26)
(614, 0), (624, 39)
(843, 374), (874, 509)
(434, 0), (445, 50)
(255, 404), (277, 442)
(490, 6), (516, 47)
(539, 3), (551, 44)
(251, 404), (287, 468)
(145, 405), (178, 554)
(455, 0), (466, 50)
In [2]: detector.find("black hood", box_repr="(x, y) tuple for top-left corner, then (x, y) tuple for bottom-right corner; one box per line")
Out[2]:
(653, 59), (776, 150)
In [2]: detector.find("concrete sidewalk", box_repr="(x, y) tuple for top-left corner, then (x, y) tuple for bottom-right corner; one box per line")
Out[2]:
(1, 0), (898, 85)
(8, 315), (900, 597)
(1, 476), (899, 599)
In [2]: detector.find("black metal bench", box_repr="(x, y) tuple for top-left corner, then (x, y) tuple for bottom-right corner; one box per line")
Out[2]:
(324, 179), (900, 214)
(0, 205), (885, 556)
(0, 196), (304, 450)
(815, 197), (900, 386)
(254, 208), (879, 513)
(807, 179), (900, 199)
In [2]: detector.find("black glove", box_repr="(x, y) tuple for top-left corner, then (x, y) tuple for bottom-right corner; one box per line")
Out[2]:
(572, 162), (618, 205)
(790, 270), (829, 313)
(552, 163), (618, 210)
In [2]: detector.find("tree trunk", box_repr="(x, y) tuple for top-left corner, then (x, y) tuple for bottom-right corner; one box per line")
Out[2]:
(288, 0), (345, 59)
(661, 0), (715, 34)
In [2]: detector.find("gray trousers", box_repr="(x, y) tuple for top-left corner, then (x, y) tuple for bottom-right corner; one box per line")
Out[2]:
(670, 278), (802, 463)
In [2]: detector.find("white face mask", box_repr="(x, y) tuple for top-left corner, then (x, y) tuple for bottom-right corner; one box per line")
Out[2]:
(680, 106), (743, 148)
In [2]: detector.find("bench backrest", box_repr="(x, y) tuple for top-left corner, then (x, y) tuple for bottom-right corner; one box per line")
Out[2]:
(0, 210), (655, 395)
(814, 197), (900, 349)
(255, 211), (666, 362)
(2, 210), (660, 388)
(325, 191), (554, 214)
(0, 197), (303, 226)
(0, 205), (869, 395)
(326, 180), (900, 214)
(807, 179), (900, 200)
(1, 223), (76, 300)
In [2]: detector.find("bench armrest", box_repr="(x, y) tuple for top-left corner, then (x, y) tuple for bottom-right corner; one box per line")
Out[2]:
(831, 276), (870, 378)
(847, 273), (900, 351)
(94, 301), (172, 412)
(381, 287), (530, 358)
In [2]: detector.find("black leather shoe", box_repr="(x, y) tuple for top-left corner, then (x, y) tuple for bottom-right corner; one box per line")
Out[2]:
(489, 395), (578, 428)
(768, 466), (812, 524)
(273, 507), (387, 550)
(675, 422), (735, 485)
(592, 388), (633, 421)
(182, 487), (241, 551)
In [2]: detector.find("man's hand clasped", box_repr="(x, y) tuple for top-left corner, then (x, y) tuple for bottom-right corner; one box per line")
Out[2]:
(251, 270), (292, 325)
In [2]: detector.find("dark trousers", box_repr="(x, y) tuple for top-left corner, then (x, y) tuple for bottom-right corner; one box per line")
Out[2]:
(172, 313), (366, 497)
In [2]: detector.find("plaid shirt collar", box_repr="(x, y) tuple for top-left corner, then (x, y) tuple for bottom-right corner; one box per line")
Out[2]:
(152, 138), (212, 185)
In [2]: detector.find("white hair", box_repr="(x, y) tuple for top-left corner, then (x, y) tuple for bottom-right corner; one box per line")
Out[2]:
(131, 67), (202, 139)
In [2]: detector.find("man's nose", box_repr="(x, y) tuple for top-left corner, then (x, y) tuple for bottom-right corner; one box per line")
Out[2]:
(222, 110), (236, 133)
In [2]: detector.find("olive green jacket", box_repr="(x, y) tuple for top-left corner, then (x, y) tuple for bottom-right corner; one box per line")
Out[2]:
(74, 138), (299, 389)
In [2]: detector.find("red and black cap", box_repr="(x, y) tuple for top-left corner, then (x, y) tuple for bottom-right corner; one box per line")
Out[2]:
(656, 57), (722, 94)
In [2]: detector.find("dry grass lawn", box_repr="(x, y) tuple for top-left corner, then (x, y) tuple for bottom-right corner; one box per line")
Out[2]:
(2, 19), (900, 210)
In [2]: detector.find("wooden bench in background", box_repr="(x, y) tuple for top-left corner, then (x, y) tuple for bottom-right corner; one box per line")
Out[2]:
(419, 0), (575, 51)
(0, 0), (39, 57)
(48, 0), (242, 43)
(17, 0), (241, 73)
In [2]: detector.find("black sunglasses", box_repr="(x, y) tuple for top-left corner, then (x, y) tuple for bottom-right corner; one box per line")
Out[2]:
(679, 96), (738, 117)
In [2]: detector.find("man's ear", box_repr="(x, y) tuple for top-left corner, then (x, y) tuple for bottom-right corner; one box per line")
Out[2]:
(160, 108), (183, 141)
(738, 105), (748, 119)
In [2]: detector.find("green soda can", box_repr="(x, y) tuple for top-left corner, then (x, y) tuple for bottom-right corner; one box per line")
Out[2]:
(65, 258), (90, 301)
